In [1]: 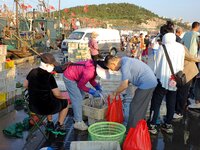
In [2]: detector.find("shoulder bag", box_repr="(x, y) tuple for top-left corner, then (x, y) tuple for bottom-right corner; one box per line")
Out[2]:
(162, 44), (186, 87)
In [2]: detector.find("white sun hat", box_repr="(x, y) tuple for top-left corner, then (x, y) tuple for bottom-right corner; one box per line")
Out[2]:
(96, 64), (110, 80)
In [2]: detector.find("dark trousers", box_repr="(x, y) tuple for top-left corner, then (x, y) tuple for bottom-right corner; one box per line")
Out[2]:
(150, 82), (177, 125)
(194, 78), (200, 100)
(175, 81), (192, 115)
(127, 87), (155, 130)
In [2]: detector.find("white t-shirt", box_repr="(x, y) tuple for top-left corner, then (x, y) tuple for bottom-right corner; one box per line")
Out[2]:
(151, 37), (160, 50)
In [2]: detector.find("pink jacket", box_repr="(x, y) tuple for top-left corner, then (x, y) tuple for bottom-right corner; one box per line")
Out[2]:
(88, 38), (99, 56)
(63, 60), (98, 92)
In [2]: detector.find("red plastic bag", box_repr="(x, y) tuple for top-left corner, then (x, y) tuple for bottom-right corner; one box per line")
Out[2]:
(123, 120), (152, 150)
(106, 95), (124, 123)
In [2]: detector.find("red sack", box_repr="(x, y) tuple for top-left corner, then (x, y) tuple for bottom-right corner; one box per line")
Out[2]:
(123, 120), (152, 150)
(106, 95), (124, 123)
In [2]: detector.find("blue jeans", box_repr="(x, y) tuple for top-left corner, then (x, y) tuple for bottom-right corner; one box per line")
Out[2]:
(63, 77), (85, 122)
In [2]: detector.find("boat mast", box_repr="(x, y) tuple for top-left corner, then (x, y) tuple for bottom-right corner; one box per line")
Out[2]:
(15, 0), (20, 49)
(58, 0), (61, 37)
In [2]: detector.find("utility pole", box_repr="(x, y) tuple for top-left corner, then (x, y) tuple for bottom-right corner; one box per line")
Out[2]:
(15, 0), (20, 49)
(58, 0), (61, 38)
(47, 0), (50, 18)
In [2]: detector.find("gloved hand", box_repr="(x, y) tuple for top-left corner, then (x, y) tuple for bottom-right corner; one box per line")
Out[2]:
(89, 89), (100, 97)
(95, 84), (102, 92)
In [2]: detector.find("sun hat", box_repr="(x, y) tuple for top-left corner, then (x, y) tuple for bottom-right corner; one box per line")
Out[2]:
(95, 61), (110, 80)
(91, 32), (99, 38)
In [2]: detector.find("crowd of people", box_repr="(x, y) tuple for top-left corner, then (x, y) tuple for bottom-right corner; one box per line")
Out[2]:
(24, 20), (200, 137)
(121, 33), (150, 63)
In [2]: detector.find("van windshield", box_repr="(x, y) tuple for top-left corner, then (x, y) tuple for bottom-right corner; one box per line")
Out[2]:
(68, 32), (84, 40)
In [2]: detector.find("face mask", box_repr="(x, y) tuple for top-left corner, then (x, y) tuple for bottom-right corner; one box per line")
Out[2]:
(46, 65), (54, 73)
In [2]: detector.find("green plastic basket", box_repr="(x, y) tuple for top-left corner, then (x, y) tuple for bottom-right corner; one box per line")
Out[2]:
(88, 122), (126, 144)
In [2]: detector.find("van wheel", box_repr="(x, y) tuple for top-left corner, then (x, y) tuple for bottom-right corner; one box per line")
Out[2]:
(110, 48), (117, 56)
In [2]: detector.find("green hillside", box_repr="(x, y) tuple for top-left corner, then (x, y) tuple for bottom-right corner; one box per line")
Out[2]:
(59, 3), (159, 24)
(53, 3), (189, 30)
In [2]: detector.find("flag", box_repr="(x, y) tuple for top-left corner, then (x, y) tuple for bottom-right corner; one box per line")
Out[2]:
(27, 5), (32, 9)
(71, 18), (75, 23)
(71, 12), (76, 17)
(91, 19), (95, 22)
(61, 19), (66, 24)
(21, 4), (28, 10)
(84, 5), (88, 13)
(64, 8), (69, 13)
(49, 5), (55, 10)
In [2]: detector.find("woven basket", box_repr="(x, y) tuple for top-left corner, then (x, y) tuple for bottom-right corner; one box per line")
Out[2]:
(88, 122), (126, 144)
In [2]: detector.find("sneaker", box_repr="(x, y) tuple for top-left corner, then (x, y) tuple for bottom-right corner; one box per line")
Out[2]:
(173, 113), (183, 119)
(161, 123), (173, 134)
(52, 122), (67, 136)
(74, 121), (88, 131)
(148, 124), (158, 135)
(188, 103), (200, 109)
(46, 121), (54, 132)
(188, 98), (195, 105)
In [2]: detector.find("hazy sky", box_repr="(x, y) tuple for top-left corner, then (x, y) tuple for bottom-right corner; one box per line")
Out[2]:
(1, 0), (199, 22)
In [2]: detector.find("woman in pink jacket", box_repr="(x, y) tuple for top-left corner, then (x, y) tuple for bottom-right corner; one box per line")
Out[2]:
(63, 60), (109, 131)
(88, 32), (103, 61)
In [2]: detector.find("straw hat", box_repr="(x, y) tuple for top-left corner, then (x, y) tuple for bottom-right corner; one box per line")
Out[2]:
(91, 32), (99, 38)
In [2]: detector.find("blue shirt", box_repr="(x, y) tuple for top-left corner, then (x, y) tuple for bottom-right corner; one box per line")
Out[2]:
(121, 57), (157, 89)
(182, 31), (199, 56)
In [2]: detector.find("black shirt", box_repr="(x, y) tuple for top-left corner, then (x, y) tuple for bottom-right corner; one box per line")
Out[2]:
(26, 68), (58, 115)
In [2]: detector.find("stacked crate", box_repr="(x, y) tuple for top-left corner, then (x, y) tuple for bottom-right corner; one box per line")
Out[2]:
(99, 71), (122, 94)
(68, 42), (91, 62)
(0, 45), (16, 114)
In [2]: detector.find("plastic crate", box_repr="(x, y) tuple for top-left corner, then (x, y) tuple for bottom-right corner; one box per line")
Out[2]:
(0, 55), (6, 63)
(6, 90), (16, 100)
(82, 99), (107, 120)
(0, 45), (7, 55)
(70, 141), (121, 150)
(0, 78), (6, 90)
(0, 62), (5, 71)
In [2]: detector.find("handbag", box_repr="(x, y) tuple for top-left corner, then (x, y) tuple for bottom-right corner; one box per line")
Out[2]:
(162, 44), (186, 87)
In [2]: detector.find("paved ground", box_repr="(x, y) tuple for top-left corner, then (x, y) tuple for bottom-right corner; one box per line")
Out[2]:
(0, 50), (200, 150)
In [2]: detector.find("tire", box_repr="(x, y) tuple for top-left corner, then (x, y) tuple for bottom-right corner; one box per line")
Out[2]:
(110, 48), (117, 56)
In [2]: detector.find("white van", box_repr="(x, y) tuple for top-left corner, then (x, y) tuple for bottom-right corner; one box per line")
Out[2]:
(62, 28), (121, 55)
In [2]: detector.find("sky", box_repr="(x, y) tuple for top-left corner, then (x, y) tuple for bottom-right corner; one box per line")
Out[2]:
(0, 0), (199, 23)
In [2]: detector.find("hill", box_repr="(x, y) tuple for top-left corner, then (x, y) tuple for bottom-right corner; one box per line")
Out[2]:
(66, 3), (158, 24)
(55, 3), (189, 30)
